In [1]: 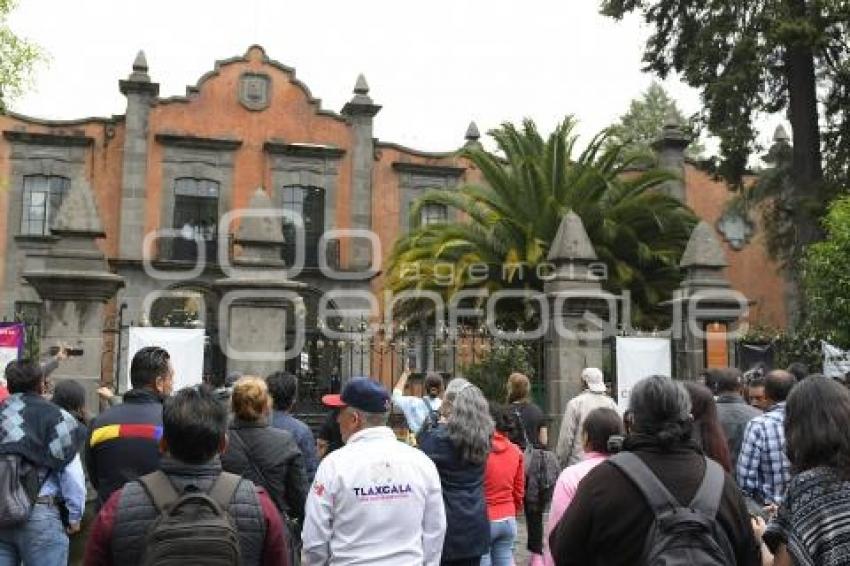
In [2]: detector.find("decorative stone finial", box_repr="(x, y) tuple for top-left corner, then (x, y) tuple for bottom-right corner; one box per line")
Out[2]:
(342, 73), (381, 117)
(663, 108), (682, 129)
(132, 50), (148, 72)
(465, 121), (480, 142)
(773, 125), (790, 143)
(52, 178), (104, 236)
(127, 50), (151, 82)
(547, 211), (597, 263)
(680, 221), (728, 269)
(354, 74), (369, 95)
(236, 188), (284, 244)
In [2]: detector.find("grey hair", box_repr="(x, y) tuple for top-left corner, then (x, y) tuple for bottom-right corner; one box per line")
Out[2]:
(629, 375), (692, 449)
(444, 378), (494, 466)
(352, 408), (388, 428)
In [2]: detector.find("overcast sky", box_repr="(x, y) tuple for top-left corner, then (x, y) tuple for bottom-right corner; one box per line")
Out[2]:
(8, 0), (781, 154)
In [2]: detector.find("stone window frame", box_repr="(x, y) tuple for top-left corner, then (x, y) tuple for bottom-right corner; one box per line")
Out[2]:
(268, 151), (342, 271)
(159, 145), (236, 263)
(2, 140), (88, 318)
(392, 162), (464, 234)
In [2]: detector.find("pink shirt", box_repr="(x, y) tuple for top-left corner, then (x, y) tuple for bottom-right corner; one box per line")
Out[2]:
(543, 451), (608, 566)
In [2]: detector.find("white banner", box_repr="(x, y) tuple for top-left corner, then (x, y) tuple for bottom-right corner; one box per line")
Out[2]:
(0, 347), (18, 374)
(823, 341), (850, 378)
(615, 337), (672, 411)
(127, 327), (205, 392)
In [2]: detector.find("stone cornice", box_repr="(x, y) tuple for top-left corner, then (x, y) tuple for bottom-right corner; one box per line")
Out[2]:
(3, 130), (94, 147)
(263, 141), (345, 159)
(391, 162), (465, 177)
(155, 133), (243, 151)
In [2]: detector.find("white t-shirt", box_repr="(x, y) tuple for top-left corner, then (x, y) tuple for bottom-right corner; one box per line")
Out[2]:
(302, 426), (446, 565)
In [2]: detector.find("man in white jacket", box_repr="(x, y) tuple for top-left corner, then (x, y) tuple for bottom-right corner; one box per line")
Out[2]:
(555, 367), (618, 468)
(302, 377), (447, 565)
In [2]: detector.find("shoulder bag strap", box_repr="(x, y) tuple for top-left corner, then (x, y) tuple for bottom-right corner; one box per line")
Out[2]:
(512, 406), (531, 448)
(688, 457), (725, 518)
(229, 429), (270, 488)
(139, 470), (180, 513)
(608, 452), (680, 517)
(208, 472), (241, 509)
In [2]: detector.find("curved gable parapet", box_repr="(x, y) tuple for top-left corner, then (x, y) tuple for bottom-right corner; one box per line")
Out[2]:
(375, 139), (462, 160)
(3, 110), (123, 126)
(153, 45), (348, 123)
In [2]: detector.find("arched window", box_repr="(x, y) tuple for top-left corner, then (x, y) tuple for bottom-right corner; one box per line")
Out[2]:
(20, 175), (70, 236)
(281, 185), (324, 267)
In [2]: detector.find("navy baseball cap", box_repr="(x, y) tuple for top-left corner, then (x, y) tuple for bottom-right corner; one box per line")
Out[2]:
(322, 377), (391, 413)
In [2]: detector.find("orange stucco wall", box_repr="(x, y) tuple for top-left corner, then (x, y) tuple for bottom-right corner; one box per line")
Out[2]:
(0, 46), (786, 333)
(685, 164), (787, 328)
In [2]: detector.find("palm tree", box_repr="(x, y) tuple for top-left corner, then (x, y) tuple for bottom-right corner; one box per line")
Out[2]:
(385, 117), (697, 328)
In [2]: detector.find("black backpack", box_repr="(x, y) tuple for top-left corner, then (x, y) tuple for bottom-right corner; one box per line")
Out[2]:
(0, 454), (41, 528)
(138, 470), (242, 566)
(608, 452), (736, 566)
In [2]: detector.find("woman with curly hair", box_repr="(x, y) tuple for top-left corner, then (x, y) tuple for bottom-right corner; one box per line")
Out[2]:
(419, 378), (494, 566)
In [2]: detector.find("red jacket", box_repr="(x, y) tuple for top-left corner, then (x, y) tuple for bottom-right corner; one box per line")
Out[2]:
(84, 484), (288, 566)
(0, 387), (8, 404)
(484, 431), (525, 520)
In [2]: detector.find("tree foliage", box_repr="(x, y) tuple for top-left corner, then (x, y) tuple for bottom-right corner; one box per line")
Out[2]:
(599, 0), (850, 189)
(0, 0), (43, 112)
(385, 118), (697, 329)
(605, 81), (705, 164)
(462, 342), (537, 402)
(803, 195), (850, 348)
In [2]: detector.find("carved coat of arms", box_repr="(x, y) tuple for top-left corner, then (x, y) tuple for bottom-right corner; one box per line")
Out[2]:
(239, 73), (270, 111)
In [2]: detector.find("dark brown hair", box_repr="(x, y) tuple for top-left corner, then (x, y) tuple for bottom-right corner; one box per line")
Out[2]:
(685, 382), (732, 473)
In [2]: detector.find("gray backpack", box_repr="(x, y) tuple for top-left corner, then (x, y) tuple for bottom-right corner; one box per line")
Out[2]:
(608, 452), (735, 566)
(138, 470), (242, 566)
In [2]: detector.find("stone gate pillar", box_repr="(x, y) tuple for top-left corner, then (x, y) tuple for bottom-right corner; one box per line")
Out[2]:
(670, 221), (748, 379)
(214, 188), (306, 378)
(23, 178), (124, 413)
(544, 211), (613, 447)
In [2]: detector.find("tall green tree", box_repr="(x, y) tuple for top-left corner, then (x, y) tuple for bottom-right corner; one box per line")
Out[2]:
(385, 118), (697, 329)
(606, 81), (705, 164)
(803, 195), (850, 348)
(0, 0), (43, 112)
(600, 0), (850, 254)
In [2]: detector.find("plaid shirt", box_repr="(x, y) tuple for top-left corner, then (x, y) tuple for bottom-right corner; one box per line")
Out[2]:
(736, 401), (791, 504)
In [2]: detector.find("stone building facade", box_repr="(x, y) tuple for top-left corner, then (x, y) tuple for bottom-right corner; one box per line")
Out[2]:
(0, 45), (786, 409)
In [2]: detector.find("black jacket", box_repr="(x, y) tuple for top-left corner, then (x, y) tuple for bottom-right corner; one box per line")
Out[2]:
(418, 424), (490, 561)
(221, 417), (308, 523)
(86, 388), (163, 505)
(716, 393), (762, 464)
(549, 434), (761, 566)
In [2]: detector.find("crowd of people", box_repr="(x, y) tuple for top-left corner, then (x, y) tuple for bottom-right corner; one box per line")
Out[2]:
(1, 346), (848, 565)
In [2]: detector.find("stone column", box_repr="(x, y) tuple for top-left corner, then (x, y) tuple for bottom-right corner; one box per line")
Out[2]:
(214, 188), (306, 377)
(544, 211), (612, 447)
(341, 75), (381, 270)
(652, 112), (691, 203)
(23, 178), (124, 413)
(671, 221), (746, 379)
(118, 51), (159, 260)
